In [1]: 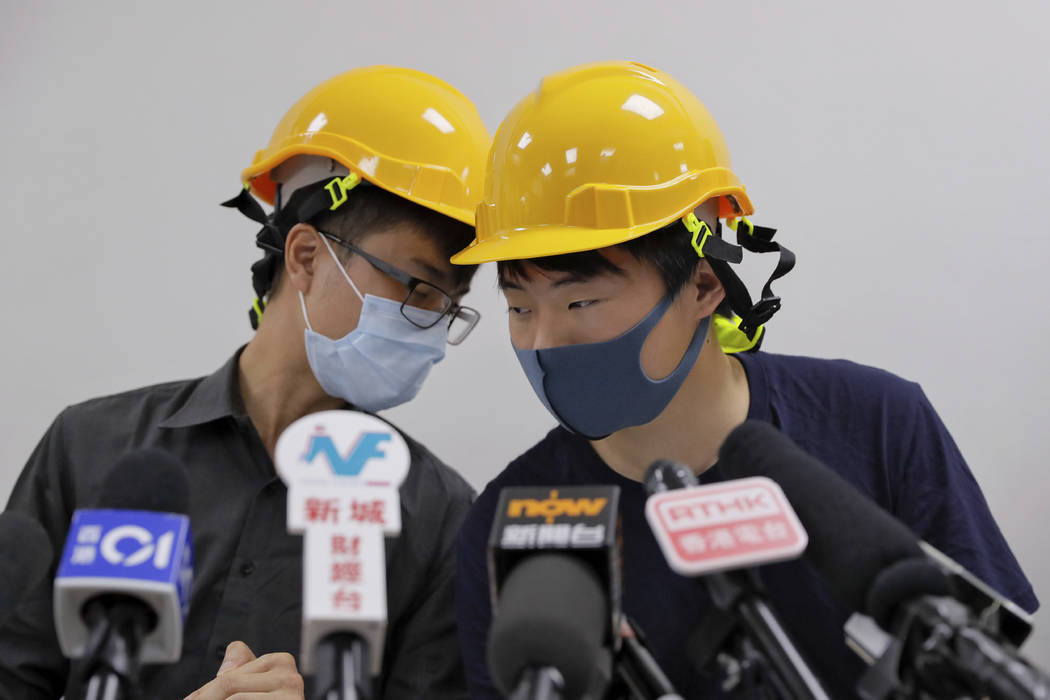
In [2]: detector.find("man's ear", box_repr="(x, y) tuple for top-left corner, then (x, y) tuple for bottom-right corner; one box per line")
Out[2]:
(684, 198), (726, 318)
(688, 259), (726, 319)
(284, 224), (321, 294)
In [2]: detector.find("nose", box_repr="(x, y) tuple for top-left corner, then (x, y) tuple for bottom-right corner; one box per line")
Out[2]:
(511, 311), (564, 352)
(532, 312), (568, 351)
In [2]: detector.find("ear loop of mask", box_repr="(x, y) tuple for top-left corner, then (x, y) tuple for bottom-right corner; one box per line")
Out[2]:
(298, 232), (368, 333)
(317, 232), (365, 302)
(298, 290), (315, 332)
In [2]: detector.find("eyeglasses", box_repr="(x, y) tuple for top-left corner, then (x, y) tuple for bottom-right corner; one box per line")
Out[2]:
(319, 231), (481, 345)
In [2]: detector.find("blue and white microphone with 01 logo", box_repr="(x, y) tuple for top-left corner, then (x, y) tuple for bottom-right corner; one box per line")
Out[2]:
(53, 448), (193, 700)
(275, 410), (410, 700)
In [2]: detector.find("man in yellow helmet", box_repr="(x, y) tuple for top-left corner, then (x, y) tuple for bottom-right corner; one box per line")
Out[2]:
(2, 66), (489, 699)
(453, 62), (1037, 698)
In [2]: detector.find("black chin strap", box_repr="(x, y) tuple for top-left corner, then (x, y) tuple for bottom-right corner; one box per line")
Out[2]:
(684, 213), (796, 346)
(221, 187), (282, 329)
(222, 174), (363, 329)
(726, 218), (796, 339)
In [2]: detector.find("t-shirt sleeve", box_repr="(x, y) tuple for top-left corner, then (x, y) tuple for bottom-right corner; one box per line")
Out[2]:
(1, 410), (75, 698)
(455, 481), (503, 700)
(890, 386), (1038, 613)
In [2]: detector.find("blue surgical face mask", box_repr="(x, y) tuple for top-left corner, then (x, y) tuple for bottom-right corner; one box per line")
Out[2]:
(299, 235), (447, 412)
(515, 295), (710, 439)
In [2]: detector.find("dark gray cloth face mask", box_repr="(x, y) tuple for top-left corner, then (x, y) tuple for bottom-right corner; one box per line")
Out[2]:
(515, 294), (711, 439)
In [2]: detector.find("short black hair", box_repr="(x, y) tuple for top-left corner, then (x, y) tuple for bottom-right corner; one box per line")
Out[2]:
(498, 219), (733, 315)
(262, 182), (478, 297)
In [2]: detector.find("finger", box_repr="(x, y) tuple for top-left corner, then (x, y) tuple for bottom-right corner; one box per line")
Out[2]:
(184, 651), (302, 700)
(184, 669), (284, 700)
(217, 640), (257, 676)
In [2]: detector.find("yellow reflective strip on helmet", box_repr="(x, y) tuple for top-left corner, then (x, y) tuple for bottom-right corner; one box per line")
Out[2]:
(684, 213), (712, 259)
(713, 314), (764, 353)
(324, 173), (362, 211)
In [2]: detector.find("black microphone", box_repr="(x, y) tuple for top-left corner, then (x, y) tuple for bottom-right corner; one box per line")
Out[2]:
(489, 553), (608, 700)
(486, 486), (622, 699)
(643, 461), (830, 700)
(719, 420), (1050, 700)
(717, 421), (930, 614)
(0, 510), (54, 627)
(54, 448), (193, 700)
(645, 459), (697, 494)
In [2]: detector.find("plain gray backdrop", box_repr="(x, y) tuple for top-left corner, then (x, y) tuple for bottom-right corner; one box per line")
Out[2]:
(3, 0), (1048, 667)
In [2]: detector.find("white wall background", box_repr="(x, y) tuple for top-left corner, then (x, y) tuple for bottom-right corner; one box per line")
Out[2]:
(3, 0), (1047, 666)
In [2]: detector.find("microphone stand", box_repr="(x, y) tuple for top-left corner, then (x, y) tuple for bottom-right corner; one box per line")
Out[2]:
(312, 632), (372, 700)
(691, 569), (829, 700)
(615, 617), (684, 700)
(510, 667), (565, 700)
(73, 595), (153, 700)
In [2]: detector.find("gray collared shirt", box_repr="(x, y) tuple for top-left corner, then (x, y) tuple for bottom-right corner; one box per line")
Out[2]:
(1, 350), (475, 699)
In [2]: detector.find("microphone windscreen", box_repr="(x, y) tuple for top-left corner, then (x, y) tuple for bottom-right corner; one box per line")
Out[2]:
(644, 459), (698, 495)
(719, 420), (927, 614)
(865, 557), (953, 628)
(487, 553), (608, 699)
(95, 448), (190, 515)
(0, 511), (54, 625)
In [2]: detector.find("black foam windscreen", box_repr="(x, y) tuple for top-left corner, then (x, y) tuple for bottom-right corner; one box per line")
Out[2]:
(487, 553), (608, 699)
(94, 448), (190, 515)
(643, 459), (698, 495)
(0, 511), (54, 626)
(718, 420), (934, 615)
(865, 557), (953, 628)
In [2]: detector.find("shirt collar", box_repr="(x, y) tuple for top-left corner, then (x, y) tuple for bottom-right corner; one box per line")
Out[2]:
(159, 348), (246, 429)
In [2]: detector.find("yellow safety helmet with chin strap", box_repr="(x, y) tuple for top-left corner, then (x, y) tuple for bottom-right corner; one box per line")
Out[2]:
(451, 60), (752, 264)
(242, 65), (490, 225)
(452, 61), (793, 351)
(225, 66), (491, 329)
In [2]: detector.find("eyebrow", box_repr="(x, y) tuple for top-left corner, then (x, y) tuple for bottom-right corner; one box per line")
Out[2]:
(499, 272), (595, 291)
(410, 257), (454, 287)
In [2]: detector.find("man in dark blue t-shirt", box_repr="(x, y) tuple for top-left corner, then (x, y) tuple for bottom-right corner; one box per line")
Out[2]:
(449, 61), (1038, 698)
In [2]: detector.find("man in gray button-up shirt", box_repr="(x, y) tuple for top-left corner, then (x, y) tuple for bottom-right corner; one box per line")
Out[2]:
(0, 66), (491, 700)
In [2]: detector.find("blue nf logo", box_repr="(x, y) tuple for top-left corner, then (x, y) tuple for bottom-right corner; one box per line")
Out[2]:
(303, 430), (392, 477)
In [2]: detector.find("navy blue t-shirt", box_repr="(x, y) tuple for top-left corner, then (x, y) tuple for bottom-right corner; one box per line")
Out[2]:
(456, 351), (1038, 699)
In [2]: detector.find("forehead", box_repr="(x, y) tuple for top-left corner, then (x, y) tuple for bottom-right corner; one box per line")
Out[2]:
(499, 246), (650, 290)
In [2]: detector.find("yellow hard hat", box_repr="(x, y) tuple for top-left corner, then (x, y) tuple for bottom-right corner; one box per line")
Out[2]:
(452, 61), (752, 264)
(242, 66), (491, 225)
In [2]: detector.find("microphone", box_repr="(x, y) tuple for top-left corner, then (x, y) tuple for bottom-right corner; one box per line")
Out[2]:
(274, 410), (412, 700)
(486, 486), (622, 699)
(53, 448), (193, 700)
(0, 510), (54, 627)
(489, 553), (608, 700)
(643, 460), (830, 700)
(644, 459), (696, 494)
(718, 420), (1050, 700)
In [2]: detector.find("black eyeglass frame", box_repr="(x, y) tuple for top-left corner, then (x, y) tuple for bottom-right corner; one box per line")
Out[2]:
(318, 231), (480, 345)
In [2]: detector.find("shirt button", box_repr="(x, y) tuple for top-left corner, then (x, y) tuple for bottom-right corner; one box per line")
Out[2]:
(240, 561), (255, 576)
